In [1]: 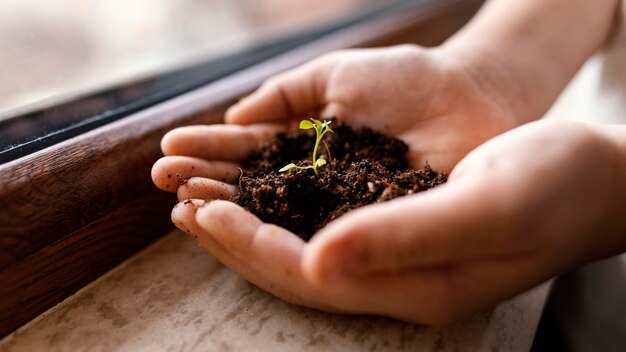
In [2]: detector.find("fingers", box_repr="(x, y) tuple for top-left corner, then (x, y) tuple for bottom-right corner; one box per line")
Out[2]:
(177, 177), (237, 202)
(330, 256), (547, 326)
(184, 200), (488, 323)
(196, 201), (305, 284)
(175, 201), (541, 326)
(302, 178), (523, 285)
(152, 156), (240, 192)
(225, 56), (333, 125)
(195, 201), (402, 314)
(161, 123), (284, 160)
(171, 199), (208, 236)
(192, 200), (339, 310)
(171, 199), (279, 294)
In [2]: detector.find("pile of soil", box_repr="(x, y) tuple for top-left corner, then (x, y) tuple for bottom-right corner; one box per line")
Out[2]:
(231, 122), (447, 241)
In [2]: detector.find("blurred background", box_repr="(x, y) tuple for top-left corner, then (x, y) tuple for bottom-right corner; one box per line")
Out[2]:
(0, 0), (385, 120)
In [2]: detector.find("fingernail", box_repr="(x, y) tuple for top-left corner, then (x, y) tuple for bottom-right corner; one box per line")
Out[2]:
(172, 199), (205, 237)
(182, 198), (205, 211)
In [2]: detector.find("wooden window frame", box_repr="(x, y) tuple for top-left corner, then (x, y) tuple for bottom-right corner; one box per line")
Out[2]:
(0, 0), (483, 337)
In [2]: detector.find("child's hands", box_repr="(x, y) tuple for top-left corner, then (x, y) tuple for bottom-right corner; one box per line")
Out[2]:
(152, 44), (526, 201)
(163, 120), (626, 324)
(224, 44), (526, 171)
(148, 45), (557, 324)
(150, 45), (625, 324)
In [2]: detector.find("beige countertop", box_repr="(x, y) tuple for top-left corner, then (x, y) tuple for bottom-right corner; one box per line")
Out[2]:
(0, 230), (550, 351)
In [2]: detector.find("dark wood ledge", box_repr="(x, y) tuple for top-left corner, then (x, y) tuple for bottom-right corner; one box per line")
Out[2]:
(0, 0), (483, 338)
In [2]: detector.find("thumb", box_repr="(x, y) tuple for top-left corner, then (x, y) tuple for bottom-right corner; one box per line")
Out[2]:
(225, 56), (334, 125)
(302, 177), (520, 285)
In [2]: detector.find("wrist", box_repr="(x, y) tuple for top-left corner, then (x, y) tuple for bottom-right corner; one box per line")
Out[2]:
(440, 0), (620, 124)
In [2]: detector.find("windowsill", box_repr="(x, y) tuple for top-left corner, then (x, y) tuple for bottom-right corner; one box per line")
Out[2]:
(0, 229), (551, 351)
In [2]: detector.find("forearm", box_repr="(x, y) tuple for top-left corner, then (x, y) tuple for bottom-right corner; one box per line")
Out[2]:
(442, 0), (620, 123)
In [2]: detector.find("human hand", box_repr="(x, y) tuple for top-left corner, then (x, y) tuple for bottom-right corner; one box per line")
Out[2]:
(152, 44), (524, 204)
(224, 44), (527, 172)
(166, 120), (626, 325)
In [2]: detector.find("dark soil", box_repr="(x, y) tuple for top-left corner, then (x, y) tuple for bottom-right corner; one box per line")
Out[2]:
(231, 122), (447, 241)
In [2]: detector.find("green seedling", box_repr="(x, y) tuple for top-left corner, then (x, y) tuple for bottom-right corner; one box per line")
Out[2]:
(279, 118), (333, 177)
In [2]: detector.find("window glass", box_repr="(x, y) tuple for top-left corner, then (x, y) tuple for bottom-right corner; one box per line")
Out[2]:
(0, 0), (387, 119)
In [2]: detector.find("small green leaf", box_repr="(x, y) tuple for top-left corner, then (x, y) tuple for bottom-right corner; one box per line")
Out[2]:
(310, 118), (323, 130)
(278, 118), (334, 176)
(299, 120), (314, 129)
(315, 158), (326, 167)
(279, 163), (297, 172)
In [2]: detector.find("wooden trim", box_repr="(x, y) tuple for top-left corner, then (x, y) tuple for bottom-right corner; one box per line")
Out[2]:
(0, 0), (483, 337)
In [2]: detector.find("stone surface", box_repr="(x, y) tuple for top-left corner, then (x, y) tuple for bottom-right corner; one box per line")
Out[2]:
(0, 230), (549, 351)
